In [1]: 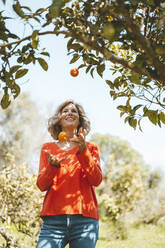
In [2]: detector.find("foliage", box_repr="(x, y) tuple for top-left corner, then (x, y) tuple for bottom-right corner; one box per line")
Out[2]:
(124, 169), (165, 225)
(60, 0), (165, 129)
(92, 134), (165, 225)
(90, 133), (144, 173)
(97, 154), (149, 222)
(0, 153), (43, 247)
(0, 0), (165, 128)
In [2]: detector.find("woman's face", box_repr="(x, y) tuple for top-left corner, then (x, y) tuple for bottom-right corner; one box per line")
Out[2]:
(60, 103), (79, 130)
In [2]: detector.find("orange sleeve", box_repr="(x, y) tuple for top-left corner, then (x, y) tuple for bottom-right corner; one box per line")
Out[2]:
(36, 144), (58, 192)
(76, 143), (102, 186)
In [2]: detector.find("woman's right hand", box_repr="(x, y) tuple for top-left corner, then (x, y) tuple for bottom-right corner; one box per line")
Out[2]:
(44, 150), (67, 168)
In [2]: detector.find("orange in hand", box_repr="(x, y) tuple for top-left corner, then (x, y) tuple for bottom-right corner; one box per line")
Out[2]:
(73, 135), (80, 139)
(58, 131), (67, 142)
(70, 68), (79, 77)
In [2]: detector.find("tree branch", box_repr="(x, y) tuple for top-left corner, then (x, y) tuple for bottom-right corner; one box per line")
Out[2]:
(0, 30), (69, 48)
(113, 0), (165, 85)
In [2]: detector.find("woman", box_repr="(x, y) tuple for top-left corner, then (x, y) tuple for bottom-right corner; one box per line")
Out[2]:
(36, 100), (102, 248)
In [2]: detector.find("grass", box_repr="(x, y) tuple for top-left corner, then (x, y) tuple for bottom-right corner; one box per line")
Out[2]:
(97, 221), (165, 248)
(1, 220), (165, 248)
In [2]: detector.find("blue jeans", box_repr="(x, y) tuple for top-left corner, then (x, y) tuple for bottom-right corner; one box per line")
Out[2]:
(36, 214), (99, 248)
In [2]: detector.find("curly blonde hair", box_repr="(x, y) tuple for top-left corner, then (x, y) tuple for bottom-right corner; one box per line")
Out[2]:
(48, 100), (91, 140)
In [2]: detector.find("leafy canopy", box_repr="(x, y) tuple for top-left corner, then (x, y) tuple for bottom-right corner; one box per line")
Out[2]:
(0, 0), (165, 129)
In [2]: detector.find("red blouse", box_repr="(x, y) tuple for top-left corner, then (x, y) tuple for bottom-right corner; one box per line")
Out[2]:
(36, 141), (102, 220)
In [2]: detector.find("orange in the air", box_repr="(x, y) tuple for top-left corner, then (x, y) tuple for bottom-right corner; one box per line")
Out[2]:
(58, 131), (67, 142)
(70, 68), (79, 77)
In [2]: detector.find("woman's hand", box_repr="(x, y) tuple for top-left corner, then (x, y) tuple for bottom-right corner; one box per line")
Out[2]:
(44, 150), (67, 168)
(71, 128), (87, 152)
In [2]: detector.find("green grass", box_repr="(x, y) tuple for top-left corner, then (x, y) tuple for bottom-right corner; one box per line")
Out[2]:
(97, 221), (165, 248)
(1, 221), (165, 248)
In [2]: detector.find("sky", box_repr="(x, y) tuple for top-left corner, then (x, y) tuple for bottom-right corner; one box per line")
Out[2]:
(2, 0), (165, 172)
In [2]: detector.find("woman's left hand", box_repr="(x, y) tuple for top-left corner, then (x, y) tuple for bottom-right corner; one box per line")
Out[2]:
(71, 128), (87, 152)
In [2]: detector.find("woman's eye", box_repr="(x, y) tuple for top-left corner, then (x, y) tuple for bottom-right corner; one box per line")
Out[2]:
(63, 110), (68, 113)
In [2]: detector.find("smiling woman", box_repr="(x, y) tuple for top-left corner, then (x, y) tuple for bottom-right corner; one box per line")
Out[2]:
(36, 99), (102, 248)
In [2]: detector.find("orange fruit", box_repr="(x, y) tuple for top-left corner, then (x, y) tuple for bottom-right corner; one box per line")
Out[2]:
(73, 135), (80, 139)
(70, 68), (79, 77)
(58, 131), (67, 142)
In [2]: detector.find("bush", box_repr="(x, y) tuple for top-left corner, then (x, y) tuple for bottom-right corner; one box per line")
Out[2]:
(0, 153), (44, 246)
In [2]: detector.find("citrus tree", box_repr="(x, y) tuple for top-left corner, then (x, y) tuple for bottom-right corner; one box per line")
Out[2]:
(1, 0), (165, 129)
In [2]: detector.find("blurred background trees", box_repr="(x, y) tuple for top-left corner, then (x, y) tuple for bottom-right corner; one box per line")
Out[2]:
(0, 93), (46, 170)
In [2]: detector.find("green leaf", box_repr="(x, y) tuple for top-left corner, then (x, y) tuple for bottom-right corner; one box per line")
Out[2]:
(32, 30), (39, 41)
(31, 40), (38, 49)
(159, 112), (165, 124)
(10, 65), (22, 74)
(96, 64), (105, 77)
(158, 118), (161, 128)
(110, 90), (116, 98)
(70, 54), (80, 64)
(86, 65), (92, 73)
(143, 106), (148, 116)
(128, 117), (137, 130)
(11, 84), (20, 99)
(78, 64), (86, 69)
(132, 104), (143, 114)
(138, 119), (143, 132)
(90, 68), (95, 78)
(31, 30), (39, 49)
(106, 80), (114, 89)
(128, 74), (141, 85)
(49, 0), (62, 19)
(69, 43), (82, 52)
(24, 55), (33, 65)
(67, 38), (74, 51)
(146, 110), (158, 125)
(49, 0), (69, 19)
(120, 111), (125, 117)
(124, 116), (130, 123)
(38, 58), (48, 71)
(15, 69), (28, 79)
(41, 52), (50, 57)
(103, 23), (115, 41)
(117, 105), (128, 112)
(1, 92), (11, 109)
(13, 2), (25, 18)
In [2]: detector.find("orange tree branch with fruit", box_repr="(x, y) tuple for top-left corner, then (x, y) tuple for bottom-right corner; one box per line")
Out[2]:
(1, 0), (165, 129)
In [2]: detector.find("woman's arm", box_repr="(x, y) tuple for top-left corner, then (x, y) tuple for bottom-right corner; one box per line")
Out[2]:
(36, 144), (58, 192)
(76, 143), (102, 186)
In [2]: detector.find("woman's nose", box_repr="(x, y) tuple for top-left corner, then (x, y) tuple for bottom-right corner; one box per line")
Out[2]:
(67, 110), (73, 115)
